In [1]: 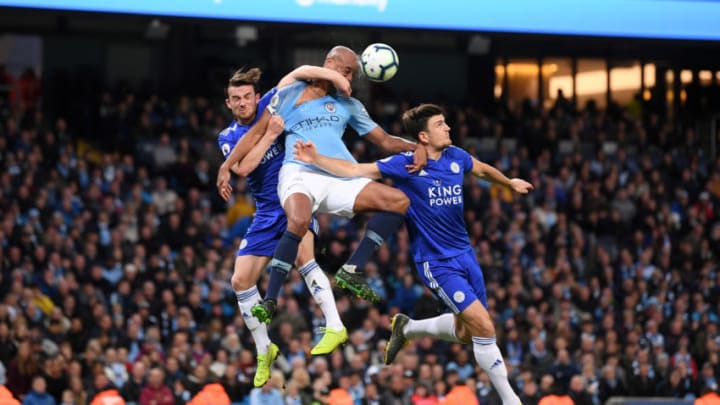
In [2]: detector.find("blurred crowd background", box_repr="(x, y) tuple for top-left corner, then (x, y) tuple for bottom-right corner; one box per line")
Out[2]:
(1, 59), (720, 405)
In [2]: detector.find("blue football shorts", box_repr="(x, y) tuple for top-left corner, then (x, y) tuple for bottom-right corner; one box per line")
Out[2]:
(237, 210), (320, 257)
(416, 248), (488, 314)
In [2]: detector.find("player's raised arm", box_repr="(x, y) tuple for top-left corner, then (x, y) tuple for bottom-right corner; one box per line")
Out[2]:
(235, 115), (285, 177)
(471, 157), (533, 194)
(366, 127), (428, 173)
(217, 110), (271, 200)
(277, 65), (351, 96)
(293, 140), (382, 180)
(363, 126), (417, 154)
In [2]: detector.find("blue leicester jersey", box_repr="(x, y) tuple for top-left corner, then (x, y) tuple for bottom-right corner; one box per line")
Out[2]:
(218, 87), (284, 213)
(267, 81), (378, 172)
(377, 146), (474, 262)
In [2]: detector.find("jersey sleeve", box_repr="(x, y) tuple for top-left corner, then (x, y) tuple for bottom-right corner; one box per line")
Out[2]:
(218, 130), (235, 159)
(256, 87), (278, 116)
(376, 152), (413, 182)
(451, 146), (474, 174)
(344, 97), (379, 136)
(267, 82), (304, 117)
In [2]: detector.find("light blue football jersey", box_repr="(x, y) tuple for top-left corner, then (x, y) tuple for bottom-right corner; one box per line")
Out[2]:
(267, 81), (378, 172)
(377, 146), (475, 262)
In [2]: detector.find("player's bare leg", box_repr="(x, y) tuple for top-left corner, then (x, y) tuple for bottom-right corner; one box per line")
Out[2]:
(456, 302), (521, 405)
(336, 182), (409, 302)
(387, 301), (521, 405)
(231, 255), (278, 387)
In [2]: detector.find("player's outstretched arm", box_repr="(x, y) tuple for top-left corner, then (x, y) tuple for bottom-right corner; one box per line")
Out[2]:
(364, 127), (427, 172)
(293, 140), (382, 180)
(364, 126), (416, 153)
(235, 115), (285, 177)
(471, 157), (533, 194)
(217, 110), (271, 200)
(277, 65), (351, 96)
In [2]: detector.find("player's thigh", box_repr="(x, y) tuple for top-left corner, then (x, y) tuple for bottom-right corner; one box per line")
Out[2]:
(231, 254), (271, 291)
(282, 193), (314, 233)
(237, 214), (287, 257)
(416, 257), (478, 316)
(230, 214), (285, 290)
(464, 251), (489, 308)
(352, 181), (408, 213)
(316, 175), (372, 217)
(278, 165), (320, 216)
(455, 250), (495, 338)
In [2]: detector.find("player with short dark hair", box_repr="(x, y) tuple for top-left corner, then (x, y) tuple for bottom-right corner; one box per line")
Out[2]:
(292, 103), (532, 405)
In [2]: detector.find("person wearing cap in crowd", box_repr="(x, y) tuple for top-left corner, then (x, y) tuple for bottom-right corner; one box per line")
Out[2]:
(365, 365), (380, 386)
(402, 368), (417, 396)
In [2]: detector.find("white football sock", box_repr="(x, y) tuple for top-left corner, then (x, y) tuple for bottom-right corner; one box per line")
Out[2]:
(472, 336), (521, 405)
(235, 286), (271, 354)
(300, 260), (344, 330)
(403, 313), (460, 342)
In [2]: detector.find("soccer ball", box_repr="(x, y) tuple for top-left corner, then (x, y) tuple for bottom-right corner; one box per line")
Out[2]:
(360, 43), (399, 82)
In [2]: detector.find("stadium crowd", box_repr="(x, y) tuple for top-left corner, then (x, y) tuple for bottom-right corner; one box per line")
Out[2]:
(0, 68), (719, 405)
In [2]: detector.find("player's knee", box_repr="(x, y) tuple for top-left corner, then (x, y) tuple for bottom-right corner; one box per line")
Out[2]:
(386, 190), (410, 214)
(479, 318), (496, 337)
(470, 316), (495, 338)
(295, 249), (313, 269)
(230, 271), (254, 292)
(454, 320), (473, 344)
(286, 212), (310, 235)
(462, 306), (496, 338)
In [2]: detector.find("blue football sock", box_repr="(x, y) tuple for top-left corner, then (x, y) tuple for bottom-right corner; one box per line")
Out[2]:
(264, 231), (302, 301)
(345, 211), (404, 272)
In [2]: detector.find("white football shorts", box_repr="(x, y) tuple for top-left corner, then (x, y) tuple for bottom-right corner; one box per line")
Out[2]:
(278, 163), (372, 218)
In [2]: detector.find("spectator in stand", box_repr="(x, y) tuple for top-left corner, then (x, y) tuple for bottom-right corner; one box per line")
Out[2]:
(139, 369), (173, 405)
(21, 376), (54, 405)
(120, 363), (145, 404)
(5, 341), (38, 398)
(249, 371), (283, 405)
